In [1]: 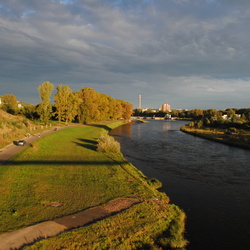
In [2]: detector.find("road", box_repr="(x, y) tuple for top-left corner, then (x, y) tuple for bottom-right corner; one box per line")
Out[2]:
(0, 126), (74, 165)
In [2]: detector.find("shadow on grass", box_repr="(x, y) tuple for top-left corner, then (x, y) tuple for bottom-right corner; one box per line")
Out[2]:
(3, 159), (127, 166)
(73, 138), (98, 151)
(90, 124), (112, 132)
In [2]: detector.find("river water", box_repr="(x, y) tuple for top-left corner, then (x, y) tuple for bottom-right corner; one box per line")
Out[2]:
(110, 120), (250, 250)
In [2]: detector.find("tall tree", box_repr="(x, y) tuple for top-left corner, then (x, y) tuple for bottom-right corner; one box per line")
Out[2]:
(65, 92), (82, 123)
(78, 87), (101, 124)
(37, 81), (54, 124)
(99, 94), (115, 121)
(113, 100), (123, 120)
(54, 84), (72, 122)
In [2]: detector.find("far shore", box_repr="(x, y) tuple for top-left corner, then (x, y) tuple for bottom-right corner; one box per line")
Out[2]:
(181, 125), (250, 150)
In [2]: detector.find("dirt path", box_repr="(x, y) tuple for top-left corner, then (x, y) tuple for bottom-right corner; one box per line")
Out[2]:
(0, 197), (140, 250)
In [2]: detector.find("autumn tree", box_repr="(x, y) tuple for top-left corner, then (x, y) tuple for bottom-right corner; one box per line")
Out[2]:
(65, 92), (82, 123)
(54, 84), (72, 122)
(120, 100), (133, 121)
(78, 87), (101, 124)
(20, 104), (38, 120)
(113, 99), (123, 120)
(99, 94), (115, 121)
(37, 81), (54, 125)
(1, 94), (18, 114)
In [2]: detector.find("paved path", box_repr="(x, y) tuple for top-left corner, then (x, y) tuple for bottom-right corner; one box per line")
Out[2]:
(0, 198), (139, 250)
(0, 126), (75, 165)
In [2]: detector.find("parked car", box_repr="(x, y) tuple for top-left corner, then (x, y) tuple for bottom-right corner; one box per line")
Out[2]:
(17, 140), (26, 146)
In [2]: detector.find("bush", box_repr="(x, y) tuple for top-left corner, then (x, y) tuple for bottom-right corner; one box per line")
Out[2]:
(146, 178), (162, 189)
(97, 135), (121, 153)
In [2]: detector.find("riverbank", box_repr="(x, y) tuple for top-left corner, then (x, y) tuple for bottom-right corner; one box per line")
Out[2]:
(0, 121), (188, 249)
(0, 110), (67, 149)
(181, 125), (250, 150)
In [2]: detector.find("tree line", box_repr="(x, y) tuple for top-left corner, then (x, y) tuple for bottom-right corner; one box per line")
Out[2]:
(134, 108), (250, 121)
(134, 107), (250, 131)
(0, 81), (133, 124)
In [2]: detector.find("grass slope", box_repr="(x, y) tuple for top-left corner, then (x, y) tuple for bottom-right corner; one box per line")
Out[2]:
(181, 125), (250, 150)
(0, 110), (58, 149)
(0, 122), (188, 249)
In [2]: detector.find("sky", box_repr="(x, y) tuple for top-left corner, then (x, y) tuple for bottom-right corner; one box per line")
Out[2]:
(0, 0), (250, 110)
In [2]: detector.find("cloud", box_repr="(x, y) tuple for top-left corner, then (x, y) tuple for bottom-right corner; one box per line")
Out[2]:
(0, 0), (250, 109)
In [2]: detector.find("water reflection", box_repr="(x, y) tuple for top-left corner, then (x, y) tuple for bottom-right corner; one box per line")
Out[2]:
(110, 120), (250, 249)
(162, 121), (170, 131)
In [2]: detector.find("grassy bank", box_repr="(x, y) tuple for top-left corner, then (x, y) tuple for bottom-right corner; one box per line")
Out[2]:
(0, 121), (188, 249)
(0, 110), (61, 149)
(181, 125), (250, 150)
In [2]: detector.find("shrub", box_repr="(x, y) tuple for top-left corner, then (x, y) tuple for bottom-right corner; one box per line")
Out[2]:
(97, 135), (121, 153)
(146, 178), (162, 189)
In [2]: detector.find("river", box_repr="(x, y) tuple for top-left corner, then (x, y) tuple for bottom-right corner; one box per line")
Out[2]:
(110, 120), (250, 250)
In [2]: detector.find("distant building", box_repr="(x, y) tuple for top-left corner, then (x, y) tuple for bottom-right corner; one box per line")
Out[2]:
(222, 114), (241, 120)
(17, 101), (23, 108)
(161, 102), (171, 112)
(138, 94), (142, 109)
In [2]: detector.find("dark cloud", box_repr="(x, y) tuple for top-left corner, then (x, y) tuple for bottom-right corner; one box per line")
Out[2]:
(0, 0), (249, 109)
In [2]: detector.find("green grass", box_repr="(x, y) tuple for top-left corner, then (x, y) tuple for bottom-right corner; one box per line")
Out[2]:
(181, 125), (250, 150)
(0, 121), (188, 248)
(25, 202), (187, 250)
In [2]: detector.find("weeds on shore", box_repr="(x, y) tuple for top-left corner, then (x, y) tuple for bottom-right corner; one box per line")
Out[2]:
(25, 202), (188, 250)
(97, 134), (121, 153)
(181, 125), (250, 150)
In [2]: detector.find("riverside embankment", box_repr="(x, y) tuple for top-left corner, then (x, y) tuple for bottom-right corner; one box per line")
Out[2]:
(110, 120), (250, 249)
(0, 121), (187, 249)
(181, 125), (250, 150)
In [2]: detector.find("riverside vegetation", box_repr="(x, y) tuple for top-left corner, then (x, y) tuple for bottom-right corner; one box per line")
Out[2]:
(180, 110), (250, 150)
(0, 121), (188, 249)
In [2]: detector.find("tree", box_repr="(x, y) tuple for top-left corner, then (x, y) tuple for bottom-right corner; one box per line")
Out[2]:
(77, 87), (133, 123)
(78, 87), (101, 124)
(65, 92), (82, 123)
(1, 94), (18, 114)
(37, 81), (54, 124)
(54, 84), (72, 122)
(120, 100), (133, 121)
(133, 108), (143, 116)
(20, 104), (38, 120)
(226, 109), (236, 119)
(192, 109), (204, 120)
(204, 109), (217, 119)
(99, 94), (116, 121)
(113, 100), (123, 120)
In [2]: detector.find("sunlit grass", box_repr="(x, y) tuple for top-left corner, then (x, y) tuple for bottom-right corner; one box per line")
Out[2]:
(0, 121), (187, 248)
(25, 202), (188, 250)
(0, 122), (159, 232)
(181, 125), (250, 150)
